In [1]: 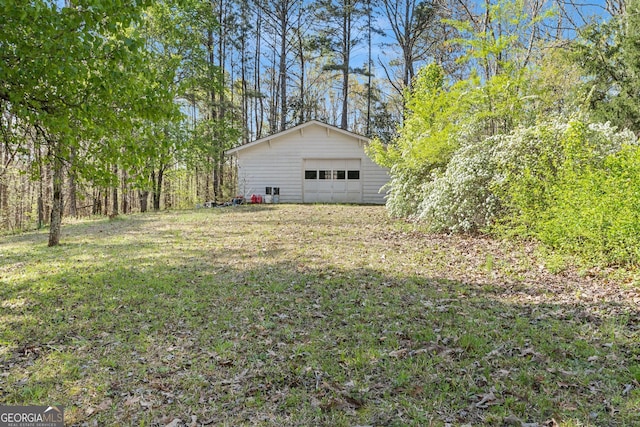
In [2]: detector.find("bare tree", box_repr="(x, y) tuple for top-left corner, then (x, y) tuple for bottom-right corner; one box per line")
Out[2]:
(257, 0), (299, 132)
(380, 0), (441, 95)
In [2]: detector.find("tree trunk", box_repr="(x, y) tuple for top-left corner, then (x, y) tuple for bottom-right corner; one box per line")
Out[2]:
(103, 191), (108, 216)
(340, 5), (351, 130)
(366, 0), (372, 136)
(218, 0), (227, 123)
(152, 169), (163, 211)
(269, 48), (278, 132)
(68, 174), (77, 217)
(68, 146), (77, 217)
(213, 166), (219, 204)
(164, 176), (171, 209)
(92, 189), (102, 215)
(0, 145), (4, 218)
(122, 169), (129, 214)
(205, 166), (211, 201)
(34, 145), (45, 228)
(139, 190), (149, 213)
(48, 153), (64, 247)
(297, 31), (306, 124)
(37, 175), (44, 229)
(214, 159), (223, 203)
(255, 6), (264, 138)
(279, 5), (288, 132)
(240, 6), (249, 143)
(0, 182), (7, 225)
(44, 157), (51, 224)
(37, 195), (44, 229)
(0, 137), (6, 226)
(112, 164), (118, 216)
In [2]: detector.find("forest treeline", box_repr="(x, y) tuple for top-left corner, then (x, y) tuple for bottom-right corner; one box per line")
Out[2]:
(0, 0), (634, 255)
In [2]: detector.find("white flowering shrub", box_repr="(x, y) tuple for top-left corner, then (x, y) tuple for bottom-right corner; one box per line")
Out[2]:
(417, 136), (503, 233)
(413, 117), (640, 265)
(414, 119), (570, 233)
(385, 164), (434, 218)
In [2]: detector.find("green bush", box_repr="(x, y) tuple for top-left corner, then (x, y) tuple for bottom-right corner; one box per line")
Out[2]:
(497, 120), (640, 265)
(537, 143), (640, 264)
(415, 120), (569, 234)
(413, 117), (640, 265)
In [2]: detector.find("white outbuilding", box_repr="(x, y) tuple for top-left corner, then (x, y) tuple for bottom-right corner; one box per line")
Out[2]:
(226, 120), (389, 204)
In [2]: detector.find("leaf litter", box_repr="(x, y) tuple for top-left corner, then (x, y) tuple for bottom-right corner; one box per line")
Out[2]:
(0, 205), (638, 426)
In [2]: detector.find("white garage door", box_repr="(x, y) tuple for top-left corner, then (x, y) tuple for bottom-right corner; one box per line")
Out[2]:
(303, 159), (362, 203)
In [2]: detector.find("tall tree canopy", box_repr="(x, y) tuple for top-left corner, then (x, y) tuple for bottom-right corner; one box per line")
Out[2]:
(0, 0), (176, 245)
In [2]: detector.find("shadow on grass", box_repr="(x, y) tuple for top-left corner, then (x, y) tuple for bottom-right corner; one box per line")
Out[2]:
(0, 215), (161, 248)
(1, 248), (638, 426)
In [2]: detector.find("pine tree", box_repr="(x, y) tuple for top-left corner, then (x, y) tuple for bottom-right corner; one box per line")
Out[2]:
(575, 0), (640, 135)
(312, 0), (367, 130)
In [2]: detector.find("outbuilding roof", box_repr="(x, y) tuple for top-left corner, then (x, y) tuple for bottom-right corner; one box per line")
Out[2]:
(225, 120), (370, 155)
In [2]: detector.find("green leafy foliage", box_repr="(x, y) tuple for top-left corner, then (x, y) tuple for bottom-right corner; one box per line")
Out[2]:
(0, 0), (178, 243)
(573, 0), (640, 135)
(412, 115), (640, 265)
(368, 59), (531, 218)
(367, 63), (466, 217)
(129, 0), (239, 202)
(499, 120), (640, 265)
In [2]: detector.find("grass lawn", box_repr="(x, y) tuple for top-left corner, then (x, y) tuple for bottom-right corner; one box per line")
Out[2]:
(0, 204), (638, 426)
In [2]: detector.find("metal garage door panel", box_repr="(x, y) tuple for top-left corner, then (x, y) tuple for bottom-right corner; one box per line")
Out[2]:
(317, 161), (333, 202)
(303, 159), (361, 203)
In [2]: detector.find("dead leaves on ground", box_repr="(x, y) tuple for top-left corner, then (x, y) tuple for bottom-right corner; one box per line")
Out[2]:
(2, 206), (639, 426)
